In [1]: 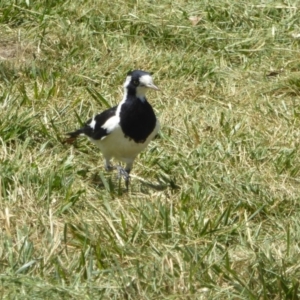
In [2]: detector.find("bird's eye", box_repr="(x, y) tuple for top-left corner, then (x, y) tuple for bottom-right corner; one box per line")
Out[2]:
(133, 80), (139, 86)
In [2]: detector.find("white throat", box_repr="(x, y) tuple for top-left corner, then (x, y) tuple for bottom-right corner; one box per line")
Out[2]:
(136, 86), (147, 101)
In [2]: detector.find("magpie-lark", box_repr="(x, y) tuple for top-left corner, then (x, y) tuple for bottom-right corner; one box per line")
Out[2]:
(65, 70), (160, 189)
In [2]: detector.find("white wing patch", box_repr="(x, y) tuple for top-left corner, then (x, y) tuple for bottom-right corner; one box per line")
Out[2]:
(101, 115), (120, 139)
(89, 117), (96, 129)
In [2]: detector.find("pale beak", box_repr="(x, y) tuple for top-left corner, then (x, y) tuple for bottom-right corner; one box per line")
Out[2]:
(146, 83), (160, 90)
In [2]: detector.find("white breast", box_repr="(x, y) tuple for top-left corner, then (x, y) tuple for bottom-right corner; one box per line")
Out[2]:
(90, 120), (160, 164)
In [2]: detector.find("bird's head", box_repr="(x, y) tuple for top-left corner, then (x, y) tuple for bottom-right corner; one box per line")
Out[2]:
(124, 70), (159, 99)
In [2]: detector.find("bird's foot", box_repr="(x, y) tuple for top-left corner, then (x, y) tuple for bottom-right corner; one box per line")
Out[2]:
(105, 164), (114, 172)
(115, 165), (130, 190)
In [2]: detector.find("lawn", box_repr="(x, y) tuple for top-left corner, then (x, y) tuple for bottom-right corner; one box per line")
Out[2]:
(1, 0), (300, 299)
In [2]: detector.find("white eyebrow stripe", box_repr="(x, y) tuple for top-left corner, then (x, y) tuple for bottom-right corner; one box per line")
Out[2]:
(123, 75), (132, 88)
(139, 74), (153, 87)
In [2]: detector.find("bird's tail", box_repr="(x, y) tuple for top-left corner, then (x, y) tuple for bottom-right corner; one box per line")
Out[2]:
(63, 129), (83, 144)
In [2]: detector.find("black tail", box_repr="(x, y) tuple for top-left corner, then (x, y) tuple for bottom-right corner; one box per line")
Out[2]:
(63, 129), (83, 144)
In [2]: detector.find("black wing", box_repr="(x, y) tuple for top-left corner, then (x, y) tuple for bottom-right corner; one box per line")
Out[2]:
(66, 106), (117, 141)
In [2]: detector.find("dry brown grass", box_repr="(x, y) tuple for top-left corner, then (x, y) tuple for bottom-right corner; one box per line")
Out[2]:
(1, 0), (300, 299)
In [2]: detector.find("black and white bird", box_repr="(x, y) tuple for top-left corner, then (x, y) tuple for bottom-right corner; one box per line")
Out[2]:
(65, 70), (160, 189)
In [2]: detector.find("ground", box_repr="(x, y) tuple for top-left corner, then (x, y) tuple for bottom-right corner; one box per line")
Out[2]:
(1, 0), (300, 299)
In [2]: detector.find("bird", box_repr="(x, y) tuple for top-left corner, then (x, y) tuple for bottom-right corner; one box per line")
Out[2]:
(65, 70), (160, 189)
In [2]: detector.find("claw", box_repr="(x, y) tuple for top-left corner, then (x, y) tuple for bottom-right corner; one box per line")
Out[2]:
(115, 165), (130, 190)
(105, 165), (114, 172)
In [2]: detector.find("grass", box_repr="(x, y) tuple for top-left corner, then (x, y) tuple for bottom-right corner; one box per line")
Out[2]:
(1, 0), (300, 298)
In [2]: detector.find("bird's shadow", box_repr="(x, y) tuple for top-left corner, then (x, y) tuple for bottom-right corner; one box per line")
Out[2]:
(90, 172), (126, 194)
(135, 176), (179, 192)
(89, 172), (179, 194)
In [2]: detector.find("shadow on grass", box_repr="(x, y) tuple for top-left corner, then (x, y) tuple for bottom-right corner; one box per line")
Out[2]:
(89, 171), (180, 194)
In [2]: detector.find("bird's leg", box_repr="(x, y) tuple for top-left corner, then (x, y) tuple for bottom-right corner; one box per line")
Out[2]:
(115, 162), (132, 190)
(115, 165), (130, 184)
(124, 168), (131, 190)
(124, 162), (133, 190)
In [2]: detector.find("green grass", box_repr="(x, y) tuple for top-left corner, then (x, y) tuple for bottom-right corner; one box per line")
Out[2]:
(1, 0), (300, 298)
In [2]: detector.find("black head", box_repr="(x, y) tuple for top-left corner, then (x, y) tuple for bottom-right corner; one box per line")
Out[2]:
(124, 70), (159, 97)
